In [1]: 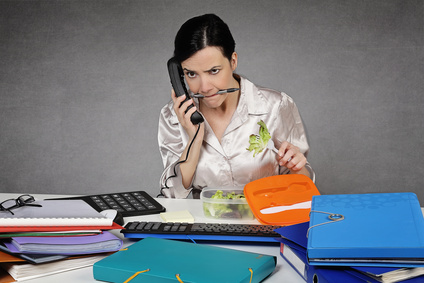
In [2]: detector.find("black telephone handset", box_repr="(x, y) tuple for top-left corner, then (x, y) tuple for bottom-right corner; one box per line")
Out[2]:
(167, 57), (204, 125)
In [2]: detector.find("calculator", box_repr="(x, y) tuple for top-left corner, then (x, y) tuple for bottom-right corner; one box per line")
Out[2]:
(47, 191), (166, 217)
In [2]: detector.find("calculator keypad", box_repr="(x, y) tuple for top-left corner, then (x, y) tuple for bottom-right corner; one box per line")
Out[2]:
(88, 191), (162, 216)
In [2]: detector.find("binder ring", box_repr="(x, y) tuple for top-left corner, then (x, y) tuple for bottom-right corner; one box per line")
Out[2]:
(307, 210), (345, 237)
(328, 213), (344, 221)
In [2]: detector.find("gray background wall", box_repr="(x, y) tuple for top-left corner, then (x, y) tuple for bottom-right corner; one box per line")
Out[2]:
(1, 1), (423, 201)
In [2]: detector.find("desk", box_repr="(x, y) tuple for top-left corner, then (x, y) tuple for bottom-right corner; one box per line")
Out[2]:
(0, 193), (304, 283)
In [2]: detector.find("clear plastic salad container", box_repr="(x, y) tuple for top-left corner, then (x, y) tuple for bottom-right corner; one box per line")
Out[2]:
(200, 187), (254, 219)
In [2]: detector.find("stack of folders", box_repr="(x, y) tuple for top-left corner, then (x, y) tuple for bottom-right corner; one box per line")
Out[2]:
(0, 199), (124, 282)
(276, 192), (424, 283)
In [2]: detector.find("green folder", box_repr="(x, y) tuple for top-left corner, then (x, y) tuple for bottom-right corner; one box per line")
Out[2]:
(93, 237), (277, 283)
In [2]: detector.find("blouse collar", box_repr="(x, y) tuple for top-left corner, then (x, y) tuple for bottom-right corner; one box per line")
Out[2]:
(236, 76), (270, 119)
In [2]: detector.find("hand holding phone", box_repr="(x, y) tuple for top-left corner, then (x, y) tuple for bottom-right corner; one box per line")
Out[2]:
(167, 57), (204, 125)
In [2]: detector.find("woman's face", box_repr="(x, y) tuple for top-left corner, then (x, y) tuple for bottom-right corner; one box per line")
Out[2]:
(181, 46), (238, 109)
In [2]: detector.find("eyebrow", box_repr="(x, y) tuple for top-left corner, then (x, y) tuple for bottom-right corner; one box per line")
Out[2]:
(183, 65), (222, 73)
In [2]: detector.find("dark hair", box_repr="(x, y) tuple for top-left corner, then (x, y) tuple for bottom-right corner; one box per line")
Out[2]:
(173, 14), (236, 63)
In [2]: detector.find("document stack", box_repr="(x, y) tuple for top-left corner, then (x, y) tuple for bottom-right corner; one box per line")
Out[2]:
(0, 197), (123, 282)
(276, 192), (424, 283)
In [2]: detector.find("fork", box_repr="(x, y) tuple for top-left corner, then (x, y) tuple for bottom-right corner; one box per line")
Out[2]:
(266, 138), (279, 155)
(260, 136), (293, 162)
(255, 135), (279, 155)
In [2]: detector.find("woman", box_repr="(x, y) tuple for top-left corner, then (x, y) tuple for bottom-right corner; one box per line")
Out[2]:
(158, 14), (314, 198)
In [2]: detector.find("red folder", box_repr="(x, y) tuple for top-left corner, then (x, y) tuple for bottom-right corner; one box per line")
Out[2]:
(0, 222), (123, 233)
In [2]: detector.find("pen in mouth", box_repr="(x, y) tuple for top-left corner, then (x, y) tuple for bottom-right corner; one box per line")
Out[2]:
(192, 88), (240, 98)
(217, 88), (240, 94)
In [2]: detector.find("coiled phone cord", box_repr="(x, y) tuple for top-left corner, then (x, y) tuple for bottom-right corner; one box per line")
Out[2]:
(158, 124), (201, 197)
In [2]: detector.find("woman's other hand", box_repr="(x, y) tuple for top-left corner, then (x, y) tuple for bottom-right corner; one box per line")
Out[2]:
(277, 141), (307, 173)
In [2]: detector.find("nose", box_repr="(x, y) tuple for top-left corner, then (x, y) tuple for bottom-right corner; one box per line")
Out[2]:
(198, 76), (214, 94)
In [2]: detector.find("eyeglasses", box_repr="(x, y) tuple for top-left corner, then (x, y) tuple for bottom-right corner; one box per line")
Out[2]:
(0, 194), (42, 215)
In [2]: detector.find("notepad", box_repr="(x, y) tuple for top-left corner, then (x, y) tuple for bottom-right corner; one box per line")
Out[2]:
(160, 210), (194, 223)
(0, 200), (112, 227)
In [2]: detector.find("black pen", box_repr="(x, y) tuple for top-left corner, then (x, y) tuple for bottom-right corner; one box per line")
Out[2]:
(217, 88), (240, 94)
(192, 88), (240, 98)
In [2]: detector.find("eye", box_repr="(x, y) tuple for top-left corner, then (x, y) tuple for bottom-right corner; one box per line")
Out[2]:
(185, 71), (197, 79)
(210, 68), (220, 75)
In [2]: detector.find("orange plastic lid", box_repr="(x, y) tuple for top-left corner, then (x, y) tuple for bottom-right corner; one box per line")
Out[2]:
(244, 174), (320, 225)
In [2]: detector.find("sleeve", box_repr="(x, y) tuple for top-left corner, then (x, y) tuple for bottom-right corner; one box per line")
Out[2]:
(157, 102), (193, 198)
(274, 93), (316, 181)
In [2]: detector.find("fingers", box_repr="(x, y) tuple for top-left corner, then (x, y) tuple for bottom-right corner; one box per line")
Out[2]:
(172, 90), (194, 117)
(171, 90), (199, 136)
(171, 89), (189, 109)
(285, 154), (307, 171)
(278, 141), (293, 161)
(173, 94), (193, 114)
(277, 141), (307, 171)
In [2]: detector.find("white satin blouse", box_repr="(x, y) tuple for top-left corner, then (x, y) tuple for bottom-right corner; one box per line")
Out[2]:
(158, 76), (313, 198)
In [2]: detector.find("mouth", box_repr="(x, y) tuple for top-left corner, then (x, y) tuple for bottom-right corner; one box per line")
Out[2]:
(204, 93), (219, 98)
(192, 88), (239, 99)
(192, 93), (219, 98)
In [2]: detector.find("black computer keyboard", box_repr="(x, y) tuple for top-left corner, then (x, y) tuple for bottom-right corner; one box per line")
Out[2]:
(122, 221), (282, 243)
(47, 191), (166, 217)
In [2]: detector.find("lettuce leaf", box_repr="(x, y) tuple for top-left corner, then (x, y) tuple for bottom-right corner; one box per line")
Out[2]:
(247, 120), (271, 157)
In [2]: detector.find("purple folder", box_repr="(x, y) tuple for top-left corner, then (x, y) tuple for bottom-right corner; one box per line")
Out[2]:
(4, 231), (122, 255)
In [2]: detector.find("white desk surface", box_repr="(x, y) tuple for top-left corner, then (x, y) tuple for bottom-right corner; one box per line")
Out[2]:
(0, 193), (304, 283)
